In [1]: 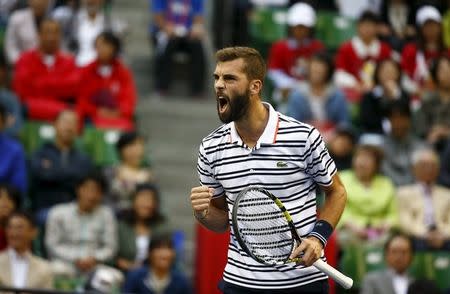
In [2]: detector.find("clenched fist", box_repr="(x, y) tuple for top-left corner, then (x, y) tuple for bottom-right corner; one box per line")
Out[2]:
(190, 186), (215, 219)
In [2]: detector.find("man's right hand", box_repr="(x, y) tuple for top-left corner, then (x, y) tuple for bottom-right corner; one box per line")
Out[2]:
(190, 186), (214, 219)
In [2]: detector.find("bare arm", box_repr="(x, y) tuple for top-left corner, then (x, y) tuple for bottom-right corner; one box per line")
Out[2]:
(190, 186), (229, 233)
(291, 174), (347, 266)
(318, 174), (347, 229)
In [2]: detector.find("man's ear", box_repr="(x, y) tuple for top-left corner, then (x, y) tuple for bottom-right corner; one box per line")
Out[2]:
(250, 79), (263, 95)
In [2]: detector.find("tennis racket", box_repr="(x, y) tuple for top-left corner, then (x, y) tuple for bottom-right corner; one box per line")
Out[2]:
(231, 186), (353, 289)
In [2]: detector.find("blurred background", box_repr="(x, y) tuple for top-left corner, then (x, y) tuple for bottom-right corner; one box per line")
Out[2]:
(0, 0), (450, 293)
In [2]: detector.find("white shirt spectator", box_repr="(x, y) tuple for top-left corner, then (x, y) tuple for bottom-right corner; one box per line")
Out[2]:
(4, 8), (39, 64)
(391, 271), (409, 294)
(75, 10), (105, 66)
(8, 248), (30, 289)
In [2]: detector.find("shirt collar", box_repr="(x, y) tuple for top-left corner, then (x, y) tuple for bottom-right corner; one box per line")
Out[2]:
(79, 9), (104, 24)
(351, 36), (381, 58)
(229, 102), (279, 149)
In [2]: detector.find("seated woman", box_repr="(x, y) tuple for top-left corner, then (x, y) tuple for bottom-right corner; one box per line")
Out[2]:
(0, 184), (21, 251)
(401, 6), (450, 96)
(105, 132), (154, 213)
(359, 58), (410, 134)
(116, 183), (169, 272)
(123, 232), (192, 294)
(286, 53), (349, 142)
(337, 144), (397, 247)
(77, 31), (136, 131)
(414, 56), (450, 149)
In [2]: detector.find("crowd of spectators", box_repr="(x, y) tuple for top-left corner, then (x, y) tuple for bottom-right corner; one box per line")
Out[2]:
(0, 0), (190, 293)
(1, 0), (450, 293)
(245, 0), (450, 292)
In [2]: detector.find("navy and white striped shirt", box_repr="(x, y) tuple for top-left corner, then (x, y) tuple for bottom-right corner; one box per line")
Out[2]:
(197, 102), (337, 290)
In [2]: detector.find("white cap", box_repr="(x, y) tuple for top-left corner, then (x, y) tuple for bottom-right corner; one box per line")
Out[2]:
(287, 3), (316, 27)
(416, 5), (441, 26)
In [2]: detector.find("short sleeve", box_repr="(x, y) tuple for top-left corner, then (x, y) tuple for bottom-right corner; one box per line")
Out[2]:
(197, 143), (225, 197)
(303, 128), (337, 186)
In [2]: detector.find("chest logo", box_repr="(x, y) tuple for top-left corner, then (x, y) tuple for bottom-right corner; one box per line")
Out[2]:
(277, 161), (288, 168)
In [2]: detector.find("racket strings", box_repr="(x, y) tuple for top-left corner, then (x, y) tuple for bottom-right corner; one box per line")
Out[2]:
(235, 189), (294, 264)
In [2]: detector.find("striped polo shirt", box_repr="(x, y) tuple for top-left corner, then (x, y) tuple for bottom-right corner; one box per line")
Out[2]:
(197, 102), (337, 290)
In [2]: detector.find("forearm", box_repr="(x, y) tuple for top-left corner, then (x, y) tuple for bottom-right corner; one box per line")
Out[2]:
(319, 180), (347, 229)
(94, 247), (116, 262)
(47, 243), (80, 262)
(194, 205), (229, 233)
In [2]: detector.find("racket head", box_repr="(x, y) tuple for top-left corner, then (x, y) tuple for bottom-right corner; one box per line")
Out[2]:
(232, 186), (302, 266)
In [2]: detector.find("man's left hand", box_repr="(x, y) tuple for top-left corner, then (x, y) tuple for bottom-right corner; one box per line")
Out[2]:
(289, 236), (323, 267)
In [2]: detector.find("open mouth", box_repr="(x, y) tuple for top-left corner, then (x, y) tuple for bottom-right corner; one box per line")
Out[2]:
(217, 95), (229, 114)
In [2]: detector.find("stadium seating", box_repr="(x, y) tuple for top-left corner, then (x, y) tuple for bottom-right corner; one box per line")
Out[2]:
(248, 7), (287, 59)
(79, 127), (121, 167)
(19, 121), (55, 155)
(315, 12), (356, 52)
(411, 251), (450, 290)
(341, 243), (450, 290)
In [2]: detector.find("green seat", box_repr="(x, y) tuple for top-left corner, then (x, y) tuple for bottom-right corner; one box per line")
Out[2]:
(410, 252), (450, 290)
(249, 7), (287, 59)
(54, 276), (85, 291)
(19, 121), (55, 155)
(315, 12), (356, 51)
(340, 243), (385, 288)
(341, 244), (450, 291)
(80, 127), (121, 167)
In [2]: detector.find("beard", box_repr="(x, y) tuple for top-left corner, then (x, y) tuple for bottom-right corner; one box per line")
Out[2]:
(216, 89), (251, 124)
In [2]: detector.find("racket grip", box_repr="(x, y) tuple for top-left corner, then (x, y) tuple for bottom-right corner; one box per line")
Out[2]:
(313, 259), (353, 289)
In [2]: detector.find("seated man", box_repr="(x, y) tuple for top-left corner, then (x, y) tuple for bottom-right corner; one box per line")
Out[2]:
(45, 172), (117, 277)
(381, 102), (426, 186)
(77, 32), (136, 131)
(123, 232), (192, 294)
(397, 148), (450, 251)
(360, 232), (414, 294)
(0, 212), (54, 289)
(54, 0), (126, 66)
(414, 56), (450, 148)
(12, 18), (79, 121)
(29, 110), (93, 225)
(151, 0), (206, 96)
(0, 103), (27, 195)
(4, 0), (51, 64)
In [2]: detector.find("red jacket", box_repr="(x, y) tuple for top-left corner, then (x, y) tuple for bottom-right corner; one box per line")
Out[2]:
(401, 43), (450, 80)
(268, 38), (325, 80)
(13, 49), (79, 102)
(335, 38), (392, 83)
(77, 59), (136, 129)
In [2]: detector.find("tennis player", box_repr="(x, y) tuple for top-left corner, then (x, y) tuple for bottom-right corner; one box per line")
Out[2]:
(190, 47), (347, 294)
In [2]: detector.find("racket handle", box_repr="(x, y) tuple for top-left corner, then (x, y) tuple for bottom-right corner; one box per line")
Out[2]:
(313, 259), (353, 289)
